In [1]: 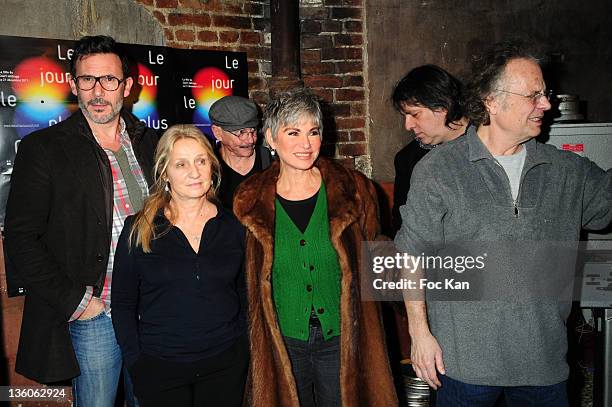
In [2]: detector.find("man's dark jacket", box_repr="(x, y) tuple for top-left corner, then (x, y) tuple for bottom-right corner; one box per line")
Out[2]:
(4, 109), (157, 383)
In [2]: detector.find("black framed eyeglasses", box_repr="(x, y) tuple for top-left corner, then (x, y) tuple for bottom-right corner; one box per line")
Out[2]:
(227, 128), (257, 138)
(74, 75), (125, 91)
(495, 89), (554, 105)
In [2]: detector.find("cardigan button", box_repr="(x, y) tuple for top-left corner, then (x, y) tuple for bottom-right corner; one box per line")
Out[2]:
(96, 254), (104, 262)
(306, 285), (313, 292)
(299, 239), (306, 246)
(309, 265), (314, 271)
(317, 307), (325, 314)
(327, 329), (333, 335)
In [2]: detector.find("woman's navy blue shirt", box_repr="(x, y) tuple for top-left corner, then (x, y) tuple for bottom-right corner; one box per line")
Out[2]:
(111, 205), (247, 367)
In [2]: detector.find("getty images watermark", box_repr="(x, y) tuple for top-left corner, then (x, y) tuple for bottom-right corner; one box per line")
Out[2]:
(360, 241), (582, 302)
(371, 252), (487, 291)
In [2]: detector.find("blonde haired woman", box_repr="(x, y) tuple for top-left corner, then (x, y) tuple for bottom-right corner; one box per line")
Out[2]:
(112, 125), (248, 407)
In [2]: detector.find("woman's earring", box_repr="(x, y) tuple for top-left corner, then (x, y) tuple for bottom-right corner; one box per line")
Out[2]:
(270, 148), (276, 157)
(164, 182), (170, 192)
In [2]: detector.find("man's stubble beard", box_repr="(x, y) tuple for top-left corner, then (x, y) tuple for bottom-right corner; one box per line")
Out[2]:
(78, 95), (123, 125)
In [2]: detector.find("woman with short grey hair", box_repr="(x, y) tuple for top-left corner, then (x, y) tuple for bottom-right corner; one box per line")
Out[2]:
(234, 88), (397, 407)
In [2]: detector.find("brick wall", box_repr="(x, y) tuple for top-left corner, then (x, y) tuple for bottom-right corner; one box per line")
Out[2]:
(135, 0), (368, 171)
(300, 0), (367, 171)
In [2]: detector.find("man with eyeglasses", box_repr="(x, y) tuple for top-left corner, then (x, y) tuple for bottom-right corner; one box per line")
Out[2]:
(5, 35), (157, 406)
(209, 95), (272, 209)
(396, 41), (612, 405)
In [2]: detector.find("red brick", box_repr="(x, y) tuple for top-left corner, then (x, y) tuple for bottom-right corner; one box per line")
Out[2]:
(155, 0), (178, 8)
(168, 13), (211, 27)
(343, 75), (363, 87)
(334, 34), (362, 46)
(301, 49), (322, 63)
(219, 31), (239, 43)
(322, 47), (362, 61)
(345, 47), (363, 60)
(201, 0), (223, 12)
(138, 0), (154, 6)
(213, 15), (252, 29)
(337, 142), (366, 156)
(151, 10), (165, 24)
(299, 6), (328, 19)
(302, 62), (335, 75)
(164, 28), (174, 41)
(179, 0), (205, 7)
(335, 61), (362, 74)
(328, 103), (352, 117)
(193, 14), (212, 27)
(302, 34), (332, 50)
(350, 130), (365, 141)
(336, 89), (364, 101)
(321, 20), (343, 32)
(244, 46), (270, 60)
(335, 117), (365, 129)
(330, 7), (362, 19)
(303, 75), (343, 88)
(301, 20), (322, 34)
(325, 0), (362, 5)
(198, 30), (219, 42)
(334, 130), (350, 141)
(223, 4), (243, 13)
(321, 47), (341, 61)
(175, 29), (195, 42)
(311, 88), (334, 103)
(344, 20), (363, 32)
(240, 31), (261, 45)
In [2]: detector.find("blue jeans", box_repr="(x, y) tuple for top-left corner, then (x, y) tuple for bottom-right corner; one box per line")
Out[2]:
(436, 375), (568, 407)
(283, 320), (341, 407)
(69, 311), (139, 407)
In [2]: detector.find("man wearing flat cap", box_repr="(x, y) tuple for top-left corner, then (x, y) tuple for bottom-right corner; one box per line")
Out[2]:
(209, 95), (272, 209)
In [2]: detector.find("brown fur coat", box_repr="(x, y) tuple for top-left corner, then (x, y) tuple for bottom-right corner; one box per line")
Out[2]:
(233, 158), (398, 407)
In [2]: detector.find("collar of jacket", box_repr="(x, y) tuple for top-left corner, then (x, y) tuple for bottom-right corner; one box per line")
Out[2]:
(467, 124), (551, 171)
(72, 108), (147, 146)
(234, 157), (362, 249)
